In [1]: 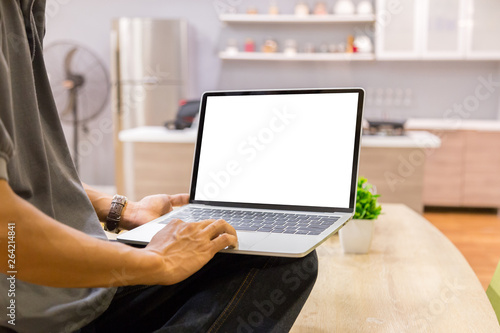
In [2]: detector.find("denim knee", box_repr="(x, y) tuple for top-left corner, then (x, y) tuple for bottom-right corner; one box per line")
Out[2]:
(276, 250), (319, 296)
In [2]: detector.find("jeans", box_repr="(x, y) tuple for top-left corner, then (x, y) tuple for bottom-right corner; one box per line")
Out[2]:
(77, 251), (318, 333)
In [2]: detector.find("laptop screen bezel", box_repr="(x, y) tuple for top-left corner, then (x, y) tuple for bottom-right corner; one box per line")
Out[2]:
(188, 88), (364, 214)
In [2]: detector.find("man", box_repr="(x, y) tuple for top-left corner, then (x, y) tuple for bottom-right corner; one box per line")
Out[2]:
(0, 1), (318, 332)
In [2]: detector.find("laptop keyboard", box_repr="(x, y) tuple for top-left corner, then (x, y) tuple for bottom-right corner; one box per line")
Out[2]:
(159, 207), (340, 235)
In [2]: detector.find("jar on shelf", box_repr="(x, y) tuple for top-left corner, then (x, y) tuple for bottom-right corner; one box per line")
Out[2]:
(357, 1), (374, 15)
(314, 2), (328, 15)
(244, 38), (256, 52)
(295, 1), (310, 16)
(334, 0), (355, 15)
(284, 39), (298, 56)
(346, 35), (356, 53)
(262, 38), (278, 53)
(354, 35), (373, 53)
(269, 1), (279, 15)
(246, 6), (258, 14)
(225, 39), (239, 55)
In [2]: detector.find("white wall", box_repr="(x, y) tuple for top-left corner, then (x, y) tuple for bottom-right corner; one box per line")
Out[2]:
(44, 0), (500, 186)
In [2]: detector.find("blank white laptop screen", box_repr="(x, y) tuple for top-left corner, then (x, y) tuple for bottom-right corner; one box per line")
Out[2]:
(194, 92), (360, 209)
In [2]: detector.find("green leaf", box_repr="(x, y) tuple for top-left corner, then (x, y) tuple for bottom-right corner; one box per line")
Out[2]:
(353, 177), (382, 220)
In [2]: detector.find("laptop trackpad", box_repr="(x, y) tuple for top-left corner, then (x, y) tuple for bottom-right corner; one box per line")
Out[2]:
(236, 232), (269, 250)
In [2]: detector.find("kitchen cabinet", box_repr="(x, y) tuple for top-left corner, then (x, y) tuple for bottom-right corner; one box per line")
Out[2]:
(462, 131), (500, 207)
(358, 147), (426, 213)
(422, 131), (465, 206)
(123, 142), (195, 201)
(376, 0), (500, 60)
(422, 0), (467, 59)
(417, 127), (500, 209)
(357, 131), (441, 214)
(375, 0), (423, 59)
(117, 127), (197, 201)
(466, 0), (500, 59)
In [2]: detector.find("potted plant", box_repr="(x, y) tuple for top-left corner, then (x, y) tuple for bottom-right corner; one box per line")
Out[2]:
(339, 177), (382, 254)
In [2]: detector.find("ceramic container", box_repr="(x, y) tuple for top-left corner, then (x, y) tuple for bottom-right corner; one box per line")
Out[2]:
(295, 1), (310, 16)
(334, 0), (355, 15)
(339, 219), (375, 254)
(357, 1), (374, 15)
(354, 35), (373, 53)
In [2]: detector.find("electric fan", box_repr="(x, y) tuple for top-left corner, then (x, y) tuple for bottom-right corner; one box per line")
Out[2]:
(44, 41), (110, 171)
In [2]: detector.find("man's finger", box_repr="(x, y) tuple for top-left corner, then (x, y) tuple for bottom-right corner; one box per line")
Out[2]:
(168, 194), (190, 207)
(191, 219), (217, 230)
(203, 219), (237, 239)
(211, 233), (238, 253)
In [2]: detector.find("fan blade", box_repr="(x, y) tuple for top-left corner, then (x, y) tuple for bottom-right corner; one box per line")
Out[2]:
(64, 47), (78, 77)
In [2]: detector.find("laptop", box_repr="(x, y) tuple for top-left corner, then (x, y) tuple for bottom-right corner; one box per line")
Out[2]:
(117, 88), (365, 257)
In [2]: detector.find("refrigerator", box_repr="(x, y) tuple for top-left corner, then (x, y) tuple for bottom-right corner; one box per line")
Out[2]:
(111, 18), (190, 194)
(111, 18), (190, 130)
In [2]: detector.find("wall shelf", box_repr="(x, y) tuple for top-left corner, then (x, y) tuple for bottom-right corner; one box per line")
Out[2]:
(219, 51), (375, 61)
(219, 14), (376, 24)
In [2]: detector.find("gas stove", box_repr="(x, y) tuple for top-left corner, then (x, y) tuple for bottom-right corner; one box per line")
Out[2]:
(364, 120), (407, 136)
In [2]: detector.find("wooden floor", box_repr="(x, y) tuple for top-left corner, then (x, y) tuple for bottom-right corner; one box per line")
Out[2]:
(424, 209), (500, 290)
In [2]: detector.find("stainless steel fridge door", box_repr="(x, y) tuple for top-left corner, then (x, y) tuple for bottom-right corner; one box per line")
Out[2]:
(120, 83), (182, 129)
(116, 18), (188, 85)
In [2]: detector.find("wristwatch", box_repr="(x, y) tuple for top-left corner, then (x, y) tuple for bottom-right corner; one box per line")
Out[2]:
(104, 195), (128, 233)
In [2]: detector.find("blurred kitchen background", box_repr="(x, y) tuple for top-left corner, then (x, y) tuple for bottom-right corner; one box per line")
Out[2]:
(44, 0), (500, 187)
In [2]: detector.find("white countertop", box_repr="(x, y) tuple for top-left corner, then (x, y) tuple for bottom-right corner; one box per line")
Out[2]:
(406, 118), (500, 131)
(361, 131), (441, 148)
(119, 126), (441, 148)
(119, 127), (198, 143)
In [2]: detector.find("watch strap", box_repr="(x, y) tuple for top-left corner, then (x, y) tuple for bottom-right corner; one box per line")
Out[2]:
(104, 195), (127, 233)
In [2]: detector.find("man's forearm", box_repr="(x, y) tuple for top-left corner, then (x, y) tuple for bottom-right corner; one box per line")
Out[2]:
(83, 183), (142, 230)
(83, 183), (113, 222)
(0, 181), (163, 288)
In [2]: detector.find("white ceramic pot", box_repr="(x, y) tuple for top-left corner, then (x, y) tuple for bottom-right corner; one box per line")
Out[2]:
(354, 35), (373, 53)
(334, 0), (355, 15)
(339, 219), (375, 254)
(295, 2), (310, 16)
(357, 1), (374, 15)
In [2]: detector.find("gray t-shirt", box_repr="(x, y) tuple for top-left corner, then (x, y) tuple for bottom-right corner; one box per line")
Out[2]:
(0, 1), (116, 332)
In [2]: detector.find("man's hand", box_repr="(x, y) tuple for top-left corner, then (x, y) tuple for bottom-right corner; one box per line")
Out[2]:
(83, 183), (190, 230)
(121, 193), (189, 230)
(145, 218), (238, 285)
